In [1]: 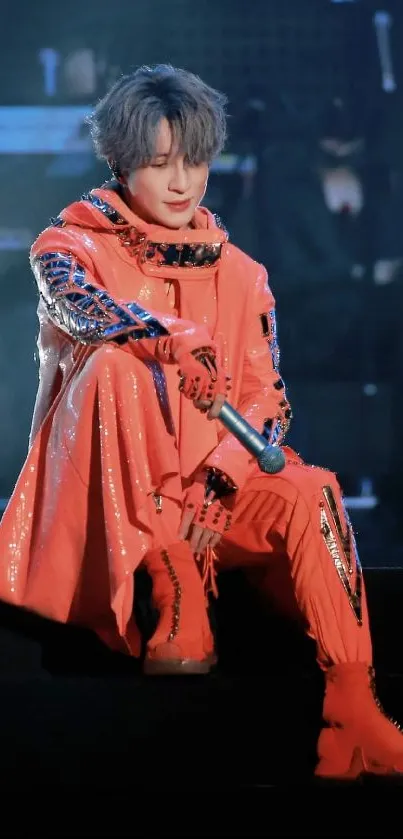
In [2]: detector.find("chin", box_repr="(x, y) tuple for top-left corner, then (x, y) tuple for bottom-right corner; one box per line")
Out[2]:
(156, 206), (195, 230)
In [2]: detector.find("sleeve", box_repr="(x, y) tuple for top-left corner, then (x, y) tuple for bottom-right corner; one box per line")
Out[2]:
(30, 228), (214, 361)
(203, 264), (292, 490)
(28, 298), (64, 447)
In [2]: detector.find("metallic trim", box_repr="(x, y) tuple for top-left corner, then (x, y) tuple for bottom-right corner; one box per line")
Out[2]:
(260, 309), (292, 444)
(81, 192), (128, 225)
(263, 417), (282, 446)
(262, 411), (292, 447)
(320, 488), (362, 624)
(369, 667), (402, 732)
(160, 550), (182, 641)
(144, 360), (176, 435)
(260, 308), (281, 367)
(140, 240), (222, 268)
(115, 228), (147, 259)
(82, 191), (223, 267)
(33, 251), (169, 344)
(322, 485), (353, 574)
(152, 493), (163, 514)
(267, 309), (280, 372)
(259, 313), (270, 337)
(204, 466), (238, 498)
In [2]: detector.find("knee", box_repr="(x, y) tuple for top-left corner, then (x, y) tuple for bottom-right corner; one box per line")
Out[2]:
(84, 344), (147, 380)
(308, 466), (340, 494)
(285, 463), (341, 502)
(79, 345), (170, 419)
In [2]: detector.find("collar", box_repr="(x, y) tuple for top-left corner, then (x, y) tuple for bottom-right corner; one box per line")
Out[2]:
(78, 184), (229, 270)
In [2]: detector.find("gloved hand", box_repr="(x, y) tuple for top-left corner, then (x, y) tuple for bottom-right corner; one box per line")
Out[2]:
(177, 347), (231, 403)
(154, 331), (231, 413)
(178, 469), (236, 557)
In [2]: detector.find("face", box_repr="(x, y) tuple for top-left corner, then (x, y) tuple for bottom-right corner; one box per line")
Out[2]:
(125, 118), (209, 228)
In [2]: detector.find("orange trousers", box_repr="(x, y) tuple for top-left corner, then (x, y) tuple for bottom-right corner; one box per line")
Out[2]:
(218, 466), (372, 668)
(149, 464), (372, 670)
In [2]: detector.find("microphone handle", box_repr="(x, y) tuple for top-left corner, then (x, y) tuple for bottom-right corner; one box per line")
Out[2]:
(217, 401), (286, 474)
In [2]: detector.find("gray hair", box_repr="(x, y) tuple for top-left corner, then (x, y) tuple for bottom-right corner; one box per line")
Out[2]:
(86, 64), (228, 175)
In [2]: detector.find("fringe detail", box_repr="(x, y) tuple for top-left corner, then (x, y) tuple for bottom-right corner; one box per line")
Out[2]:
(200, 546), (219, 600)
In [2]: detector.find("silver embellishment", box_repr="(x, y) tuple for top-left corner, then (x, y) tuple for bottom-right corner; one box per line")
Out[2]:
(141, 241), (222, 268)
(320, 487), (362, 624)
(81, 192), (128, 225)
(260, 308), (292, 445)
(267, 309), (280, 372)
(33, 251), (169, 344)
(82, 192), (223, 267)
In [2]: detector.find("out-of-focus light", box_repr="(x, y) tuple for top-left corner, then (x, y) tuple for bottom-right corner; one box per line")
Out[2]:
(38, 49), (60, 97)
(0, 106), (91, 153)
(0, 228), (34, 250)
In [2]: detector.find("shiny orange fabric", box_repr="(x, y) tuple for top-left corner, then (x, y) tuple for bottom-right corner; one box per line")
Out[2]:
(0, 185), (372, 666)
(0, 187), (289, 651)
(218, 460), (372, 668)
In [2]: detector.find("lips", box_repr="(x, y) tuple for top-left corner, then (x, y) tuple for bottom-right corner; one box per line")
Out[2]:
(165, 199), (192, 211)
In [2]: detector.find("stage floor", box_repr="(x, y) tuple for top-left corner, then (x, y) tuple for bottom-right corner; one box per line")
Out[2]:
(0, 569), (402, 794)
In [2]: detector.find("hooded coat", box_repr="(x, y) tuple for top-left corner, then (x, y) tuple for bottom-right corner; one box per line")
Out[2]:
(0, 184), (293, 651)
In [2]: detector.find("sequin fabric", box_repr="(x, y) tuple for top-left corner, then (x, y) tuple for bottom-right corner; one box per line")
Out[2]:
(0, 187), (297, 643)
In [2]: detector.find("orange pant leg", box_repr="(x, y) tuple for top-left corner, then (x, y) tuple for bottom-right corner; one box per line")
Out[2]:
(218, 461), (372, 669)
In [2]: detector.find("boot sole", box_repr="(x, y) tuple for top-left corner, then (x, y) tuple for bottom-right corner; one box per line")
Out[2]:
(315, 744), (403, 781)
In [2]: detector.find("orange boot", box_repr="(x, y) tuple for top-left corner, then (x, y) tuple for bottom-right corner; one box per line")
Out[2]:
(142, 541), (215, 675)
(315, 662), (403, 779)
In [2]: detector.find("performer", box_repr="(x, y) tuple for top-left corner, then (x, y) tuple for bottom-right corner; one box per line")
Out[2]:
(0, 64), (401, 781)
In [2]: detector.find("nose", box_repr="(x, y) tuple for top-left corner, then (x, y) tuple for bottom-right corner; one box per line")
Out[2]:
(168, 162), (190, 194)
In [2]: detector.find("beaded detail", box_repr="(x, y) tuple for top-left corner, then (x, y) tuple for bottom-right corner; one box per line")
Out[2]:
(81, 192), (224, 268)
(160, 549), (182, 641)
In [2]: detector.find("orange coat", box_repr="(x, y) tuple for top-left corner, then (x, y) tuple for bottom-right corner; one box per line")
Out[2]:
(0, 185), (293, 648)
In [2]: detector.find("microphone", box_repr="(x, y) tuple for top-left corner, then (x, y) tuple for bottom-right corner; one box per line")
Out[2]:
(217, 401), (286, 474)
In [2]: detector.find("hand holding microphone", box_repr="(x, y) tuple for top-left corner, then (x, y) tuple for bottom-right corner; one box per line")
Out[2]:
(195, 391), (286, 474)
(178, 351), (286, 475)
(215, 400), (286, 474)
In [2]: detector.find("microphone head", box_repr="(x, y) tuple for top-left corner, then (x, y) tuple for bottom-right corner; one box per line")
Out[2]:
(257, 445), (286, 474)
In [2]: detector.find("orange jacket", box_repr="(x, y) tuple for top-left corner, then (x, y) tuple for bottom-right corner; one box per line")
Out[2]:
(30, 184), (292, 491)
(0, 183), (294, 639)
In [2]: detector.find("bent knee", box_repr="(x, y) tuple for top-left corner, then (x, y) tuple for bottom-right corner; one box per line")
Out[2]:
(283, 461), (341, 500)
(83, 343), (150, 380)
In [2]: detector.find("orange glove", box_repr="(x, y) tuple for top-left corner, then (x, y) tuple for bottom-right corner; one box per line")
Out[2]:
(177, 347), (231, 402)
(183, 479), (234, 536)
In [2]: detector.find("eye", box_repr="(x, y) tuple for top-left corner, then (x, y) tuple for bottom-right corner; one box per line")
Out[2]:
(151, 160), (167, 168)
